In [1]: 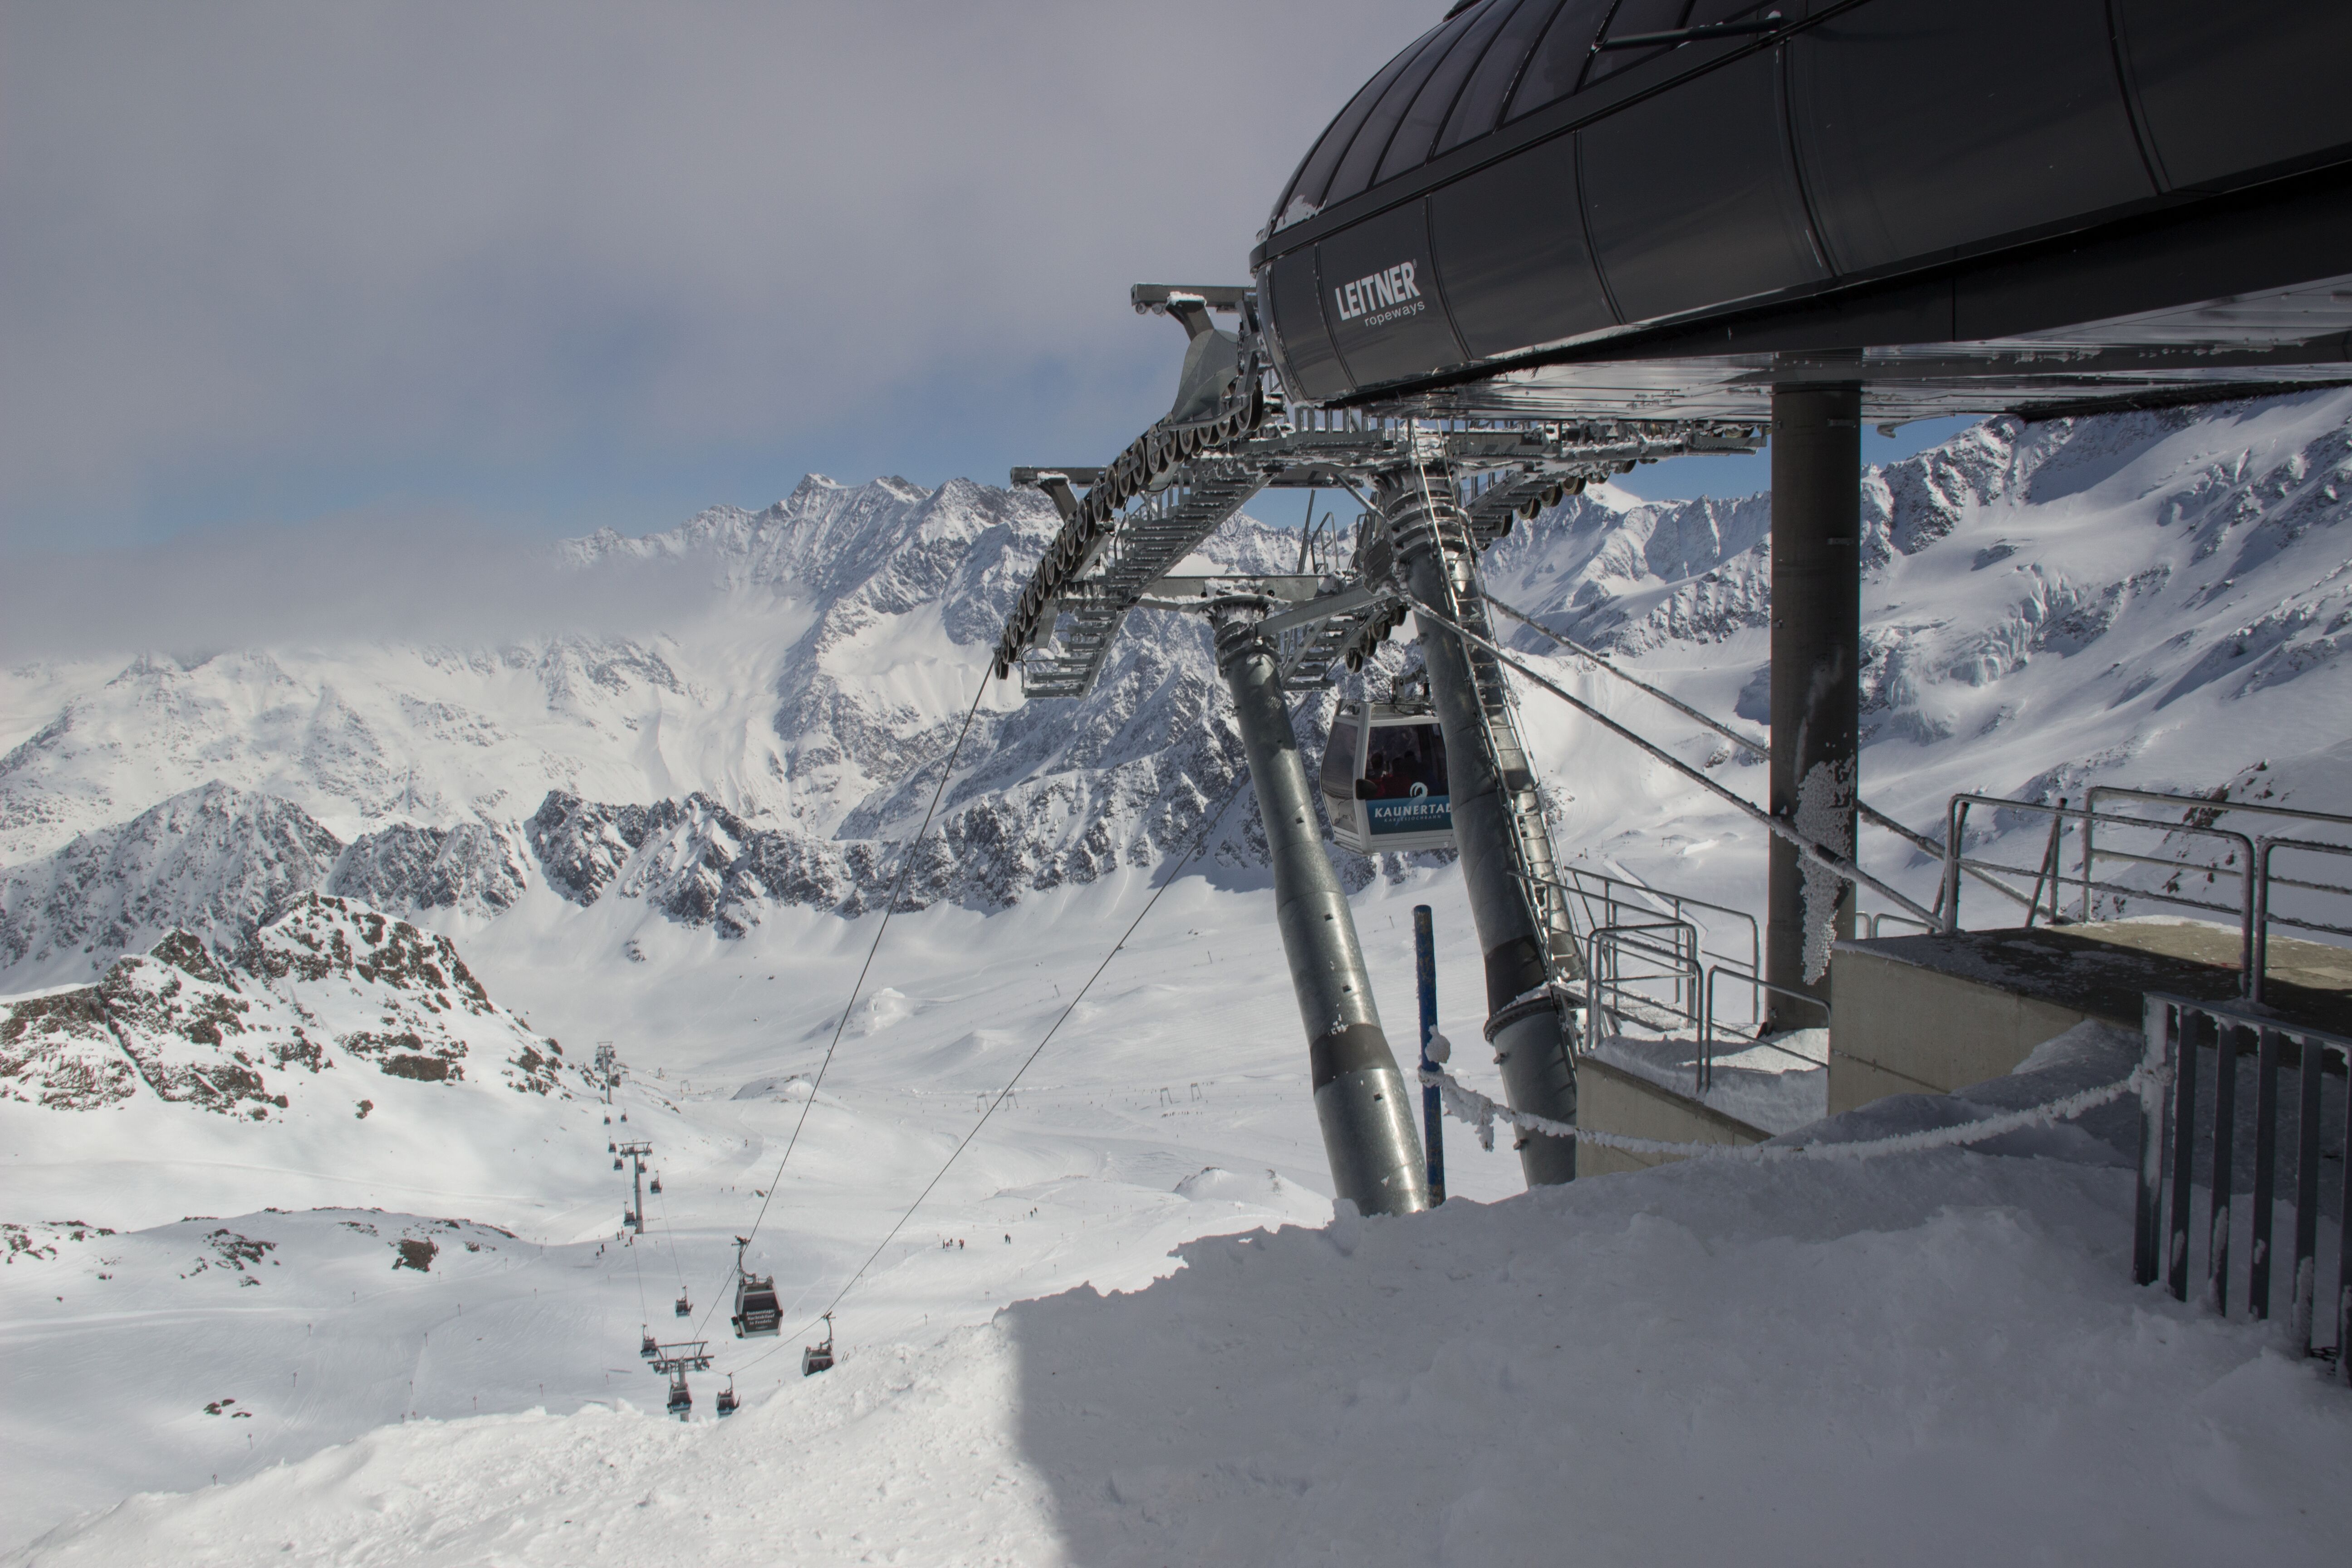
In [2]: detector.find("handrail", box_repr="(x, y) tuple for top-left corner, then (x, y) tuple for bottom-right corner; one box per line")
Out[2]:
(2251, 837), (2352, 1004)
(1519, 862), (1759, 979)
(1406, 593), (1939, 925)
(2086, 787), (2352, 929)
(1943, 794), (2259, 986)
(1939, 793), (2352, 1002)
(1698, 969), (1829, 1091)
(1585, 922), (1704, 1053)
(2085, 784), (2352, 833)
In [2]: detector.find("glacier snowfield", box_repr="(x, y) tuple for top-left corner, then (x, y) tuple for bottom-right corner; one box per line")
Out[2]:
(7, 396), (2352, 1561)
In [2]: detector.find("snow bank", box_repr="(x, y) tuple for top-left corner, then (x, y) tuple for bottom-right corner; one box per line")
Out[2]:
(16, 1133), (2349, 1566)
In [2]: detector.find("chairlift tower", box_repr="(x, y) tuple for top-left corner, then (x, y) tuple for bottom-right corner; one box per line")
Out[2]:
(617, 1139), (653, 1232)
(593, 1041), (618, 1102)
(996, 285), (1762, 1196)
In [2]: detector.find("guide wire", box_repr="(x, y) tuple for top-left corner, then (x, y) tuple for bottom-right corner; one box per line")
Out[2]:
(655, 1185), (687, 1297)
(1480, 589), (1768, 761)
(628, 1221), (648, 1329)
(1401, 590), (1940, 926)
(731, 747), (1260, 1376)
(689, 669), (995, 1343)
(1480, 588), (1970, 876)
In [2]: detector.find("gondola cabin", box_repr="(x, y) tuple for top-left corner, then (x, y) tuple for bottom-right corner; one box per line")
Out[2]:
(803, 1311), (836, 1377)
(730, 1236), (780, 1338)
(715, 1378), (740, 1417)
(1319, 699), (1453, 854)
(732, 1275), (779, 1338)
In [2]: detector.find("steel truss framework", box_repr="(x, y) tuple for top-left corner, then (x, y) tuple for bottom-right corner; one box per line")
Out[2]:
(996, 288), (1766, 1191)
(995, 289), (1762, 703)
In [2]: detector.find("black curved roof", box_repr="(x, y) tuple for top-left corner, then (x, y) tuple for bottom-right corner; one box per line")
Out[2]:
(1254, 0), (2352, 420)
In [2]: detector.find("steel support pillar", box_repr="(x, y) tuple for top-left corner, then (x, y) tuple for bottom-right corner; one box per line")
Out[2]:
(1213, 607), (1429, 1215)
(1387, 481), (1578, 1186)
(1766, 384), (1861, 1029)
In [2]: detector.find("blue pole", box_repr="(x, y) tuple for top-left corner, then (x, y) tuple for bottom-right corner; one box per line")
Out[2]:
(1414, 904), (1446, 1205)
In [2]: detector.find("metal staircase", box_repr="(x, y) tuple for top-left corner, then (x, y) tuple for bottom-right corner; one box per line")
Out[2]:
(1409, 489), (1588, 986)
(1021, 459), (1270, 699)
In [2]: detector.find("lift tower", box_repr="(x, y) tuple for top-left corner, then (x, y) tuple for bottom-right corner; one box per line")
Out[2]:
(995, 284), (1762, 1197)
(617, 1139), (653, 1231)
(1379, 468), (1579, 1183)
(1212, 597), (1426, 1213)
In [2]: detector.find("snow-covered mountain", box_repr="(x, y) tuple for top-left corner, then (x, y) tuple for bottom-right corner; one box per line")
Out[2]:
(1, 892), (580, 1116)
(0, 473), (1327, 988)
(6, 392), (2352, 998)
(7, 394), (2352, 1560)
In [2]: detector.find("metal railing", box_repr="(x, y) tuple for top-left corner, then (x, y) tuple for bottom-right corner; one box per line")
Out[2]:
(1859, 910), (1936, 938)
(1937, 790), (2352, 1000)
(1695, 972), (1830, 1091)
(2136, 995), (2349, 1377)
(2084, 788), (2352, 916)
(1542, 862), (1759, 988)
(1585, 922), (1703, 1048)
(2254, 838), (2352, 1001)
(1942, 792), (2257, 943)
(1534, 862), (1757, 1034)
(1549, 863), (1838, 1096)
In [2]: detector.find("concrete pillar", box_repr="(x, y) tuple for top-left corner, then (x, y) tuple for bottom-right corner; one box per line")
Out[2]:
(1386, 481), (1578, 1186)
(1766, 384), (1862, 1030)
(1212, 606), (1429, 1215)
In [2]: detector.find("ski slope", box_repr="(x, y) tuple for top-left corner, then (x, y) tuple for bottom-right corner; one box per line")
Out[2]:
(9, 868), (2352, 1564)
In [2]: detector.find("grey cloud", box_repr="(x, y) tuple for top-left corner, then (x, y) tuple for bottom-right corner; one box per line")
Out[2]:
(0, 507), (726, 663)
(1, 1), (1435, 550)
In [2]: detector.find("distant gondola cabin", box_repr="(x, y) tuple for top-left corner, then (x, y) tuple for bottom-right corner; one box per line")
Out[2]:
(1320, 699), (1453, 854)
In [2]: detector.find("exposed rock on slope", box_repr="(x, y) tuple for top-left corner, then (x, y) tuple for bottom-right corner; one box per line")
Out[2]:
(0, 786), (527, 981)
(0, 894), (576, 1112)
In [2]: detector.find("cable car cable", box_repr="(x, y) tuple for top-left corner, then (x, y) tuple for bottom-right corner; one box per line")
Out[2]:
(732, 754), (1259, 1375)
(689, 669), (996, 1341)
(1401, 589), (1939, 925)
(655, 1185), (690, 1311)
(1479, 590), (1768, 761)
(628, 1221), (648, 1325)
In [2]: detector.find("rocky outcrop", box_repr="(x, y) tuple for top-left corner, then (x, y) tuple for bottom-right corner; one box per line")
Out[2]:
(328, 821), (528, 917)
(0, 783), (342, 982)
(0, 894), (576, 1112)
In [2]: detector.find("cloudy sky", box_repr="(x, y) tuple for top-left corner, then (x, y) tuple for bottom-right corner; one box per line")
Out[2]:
(2, 0), (1446, 556)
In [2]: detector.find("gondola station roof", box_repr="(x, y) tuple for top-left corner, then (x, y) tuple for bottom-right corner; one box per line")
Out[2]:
(1252, 0), (2352, 420)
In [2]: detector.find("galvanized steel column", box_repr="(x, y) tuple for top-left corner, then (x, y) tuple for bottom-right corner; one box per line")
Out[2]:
(1388, 485), (1578, 1186)
(1766, 384), (1862, 1029)
(1213, 606), (1429, 1215)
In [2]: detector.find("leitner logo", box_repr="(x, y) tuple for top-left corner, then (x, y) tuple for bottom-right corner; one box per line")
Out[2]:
(1334, 261), (1424, 328)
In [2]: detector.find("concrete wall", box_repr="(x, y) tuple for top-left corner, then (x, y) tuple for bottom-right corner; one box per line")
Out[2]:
(1576, 1056), (1768, 1176)
(1827, 947), (2091, 1116)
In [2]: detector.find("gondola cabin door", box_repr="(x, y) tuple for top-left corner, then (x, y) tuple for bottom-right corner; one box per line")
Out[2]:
(1320, 700), (1454, 854)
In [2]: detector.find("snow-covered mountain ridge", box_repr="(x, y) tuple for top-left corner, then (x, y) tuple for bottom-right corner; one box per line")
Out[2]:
(0, 892), (579, 1118)
(5, 392), (2352, 995)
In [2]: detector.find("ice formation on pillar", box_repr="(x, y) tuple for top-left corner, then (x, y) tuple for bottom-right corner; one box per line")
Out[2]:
(1793, 758), (1855, 985)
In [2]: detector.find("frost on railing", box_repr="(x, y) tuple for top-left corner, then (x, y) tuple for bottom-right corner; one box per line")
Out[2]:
(1419, 1064), (2152, 1164)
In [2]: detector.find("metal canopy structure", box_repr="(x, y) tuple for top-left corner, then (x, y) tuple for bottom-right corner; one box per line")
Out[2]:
(1251, 0), (2352, 423)
(993, 0), (2350, 1204)
(996, 285), (1753, 1200)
